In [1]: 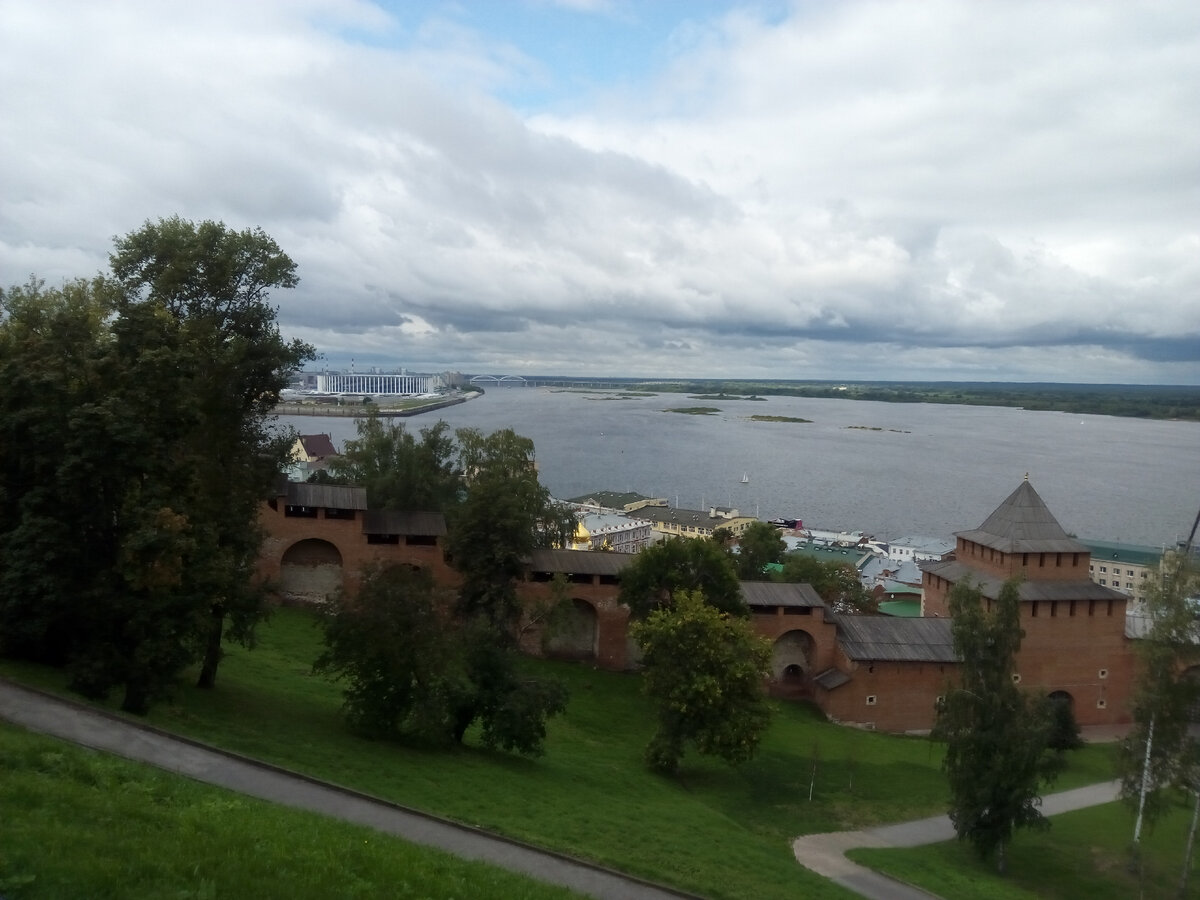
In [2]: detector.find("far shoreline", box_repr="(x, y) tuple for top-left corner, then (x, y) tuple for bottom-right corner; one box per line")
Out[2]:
(274, 391), (481, 418)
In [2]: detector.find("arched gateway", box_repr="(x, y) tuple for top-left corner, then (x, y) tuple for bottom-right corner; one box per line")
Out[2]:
(279, 539), (343, 604)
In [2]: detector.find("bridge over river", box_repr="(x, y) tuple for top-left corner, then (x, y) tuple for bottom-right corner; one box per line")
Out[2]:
(467, 375), (682, 389)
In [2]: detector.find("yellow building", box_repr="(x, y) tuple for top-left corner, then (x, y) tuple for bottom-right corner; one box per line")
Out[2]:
(640, 506), (759, 541)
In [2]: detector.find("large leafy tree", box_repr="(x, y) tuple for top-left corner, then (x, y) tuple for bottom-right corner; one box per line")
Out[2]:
(315, 565), (463, 740)
(440, 427), (574, 752)
(933, 578), (1063, 875)
(0, 218), (313, 713)
(734, 521), (787, 580)
(0, 277), (122, 666)
(775, 553), (877, 614)
(618, 537), (745, 620)
(109, 217), (315, 697)
(1118, 549), (1200, 886)
(447, 427), (575, 630)
(631, 590), (772, 774)
(326, 411), (460, 511)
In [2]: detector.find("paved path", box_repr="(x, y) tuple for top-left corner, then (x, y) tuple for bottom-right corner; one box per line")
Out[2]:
(0, 679), (698, 900)
(0, 677), (1125, 900)
(791, 780), (1122, 899)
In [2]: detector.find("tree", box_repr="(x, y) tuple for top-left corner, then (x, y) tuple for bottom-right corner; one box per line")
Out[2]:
(618, 537), (745, 620)
(775, 553), (876, 614)
(0, 218), (314, 713)
(447, 427), (575, 631)
(933, 578), (1063, 875)
(314, 565), (463, 740)
(440, 428), (575, 753)
(109, 217), (315, 695)
(1118, 549), (1200, 890)
(734, 521), (786, 580)
(0, 277), (121, 667)
(631, 590), (772, 774)
(327, 411), (460, 511)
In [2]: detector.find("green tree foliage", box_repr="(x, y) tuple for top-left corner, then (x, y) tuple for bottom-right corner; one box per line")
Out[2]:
(775, 553), (877, 614)
(618, 537), (745, 620)
(314, 565), (462, 740)
(0, 218), (314, 713)
(734, 521), (786, 580)
(447, 428), (575, 631)
(631, 590), (772, 774)
(0, 277), (121, 665)
(1118, 552), (1200, 845)
(933, 578), (1063, 875)
(327, 411), (460, 511)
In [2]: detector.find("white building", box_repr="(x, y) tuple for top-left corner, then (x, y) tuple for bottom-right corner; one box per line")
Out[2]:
(314, 370), (441, 395)
(885, 535), (954, 563)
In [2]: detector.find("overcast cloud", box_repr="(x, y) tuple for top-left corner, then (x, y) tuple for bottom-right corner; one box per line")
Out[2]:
(2, 0), (1198, 382)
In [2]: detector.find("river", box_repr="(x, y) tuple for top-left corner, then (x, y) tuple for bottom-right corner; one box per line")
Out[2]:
(275, 388), (1200, 548)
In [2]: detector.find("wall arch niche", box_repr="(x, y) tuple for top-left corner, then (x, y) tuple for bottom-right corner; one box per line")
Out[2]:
(545, 598), (598, 661)
(773, 630), (815, 683)
(279, 539), (343, 604)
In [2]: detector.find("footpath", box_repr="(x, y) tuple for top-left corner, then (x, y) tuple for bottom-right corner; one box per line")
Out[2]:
(791, 779), (1122, 900)
(1, 677), (1123, 900)
(0, 678), (697, 900)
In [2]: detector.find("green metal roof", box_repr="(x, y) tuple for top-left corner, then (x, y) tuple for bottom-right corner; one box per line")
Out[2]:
(877, 599), (922, 618)
(1081, 540), (1163, 568)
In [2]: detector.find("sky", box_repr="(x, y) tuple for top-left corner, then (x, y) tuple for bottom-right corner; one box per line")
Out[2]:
(2, 0), (1199, 383)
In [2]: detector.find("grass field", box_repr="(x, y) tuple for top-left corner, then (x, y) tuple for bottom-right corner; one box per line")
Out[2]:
(0, 722), (586, 900)
(849, 801), (1199, 899)
(0, 607), (1126, 899)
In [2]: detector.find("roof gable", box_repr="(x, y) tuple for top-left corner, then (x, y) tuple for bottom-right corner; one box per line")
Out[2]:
(957, 479), (1089, 554)
(298, 433), (338, 458)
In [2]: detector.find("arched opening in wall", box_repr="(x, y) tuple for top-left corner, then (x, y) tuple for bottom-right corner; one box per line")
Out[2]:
(545, 598), (598, 661)
(279, 539), (343, 605)
(772, 630), (815, 696)
(1048, 690), (1074, 710)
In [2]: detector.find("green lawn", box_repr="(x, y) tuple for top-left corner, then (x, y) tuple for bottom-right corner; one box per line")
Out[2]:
(0, 607), (1119, 900)
(0, 721), (585, 900)
(849, 801), (1199, 899)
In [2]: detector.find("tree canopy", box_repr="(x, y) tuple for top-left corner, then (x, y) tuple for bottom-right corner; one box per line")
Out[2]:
(773, 552), (876, 614)
(618, 537), (745, 620)
(631, 590), (772, 774)
(734, 521), (787, 580)
(1118, 550), (1200, 869)
(0, 218), (314, 713)
(326, 411), (460, 512)
(933, 578), (1063, 875)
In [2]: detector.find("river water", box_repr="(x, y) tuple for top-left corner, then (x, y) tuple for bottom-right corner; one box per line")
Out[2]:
(276, 388), (1200, 548)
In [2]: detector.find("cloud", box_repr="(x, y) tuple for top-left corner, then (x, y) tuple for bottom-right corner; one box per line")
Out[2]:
(1, 0), (1198, 383)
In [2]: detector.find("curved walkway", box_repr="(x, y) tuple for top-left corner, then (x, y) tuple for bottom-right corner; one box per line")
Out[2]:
(0, 679), (698, 900)
(792, 780), (1122, 899)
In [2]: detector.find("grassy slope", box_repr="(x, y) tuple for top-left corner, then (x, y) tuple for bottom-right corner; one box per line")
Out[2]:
(849, 801), (1198, 899)
(0, 722), (584, 900)
(0, 607), (1118, 900)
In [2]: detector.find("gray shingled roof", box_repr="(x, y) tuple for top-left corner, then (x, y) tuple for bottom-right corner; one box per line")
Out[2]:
(957, 480), (1089, 554)
(527, 548), (635, 577)
(740, 581), (825, 609)
(834, 615), (958, 662)
(285, 483), (368, 510)
(814, 668), (852, 690)
(923, 560), (1126, 603)
(362, 510), (447, 536)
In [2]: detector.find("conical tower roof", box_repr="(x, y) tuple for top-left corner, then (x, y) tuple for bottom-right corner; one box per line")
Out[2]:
(956, 478), (1089, 554)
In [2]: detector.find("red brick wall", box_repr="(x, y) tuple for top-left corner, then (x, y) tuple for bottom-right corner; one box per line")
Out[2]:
(256, 500), (460, 601)
(819, 646), (954, 733)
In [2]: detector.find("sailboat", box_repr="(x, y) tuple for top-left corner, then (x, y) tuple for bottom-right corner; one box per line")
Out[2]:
(740, 472), (749, 484)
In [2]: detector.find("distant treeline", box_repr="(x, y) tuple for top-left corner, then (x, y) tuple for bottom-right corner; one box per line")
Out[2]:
(636, 380), (1200, 421)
